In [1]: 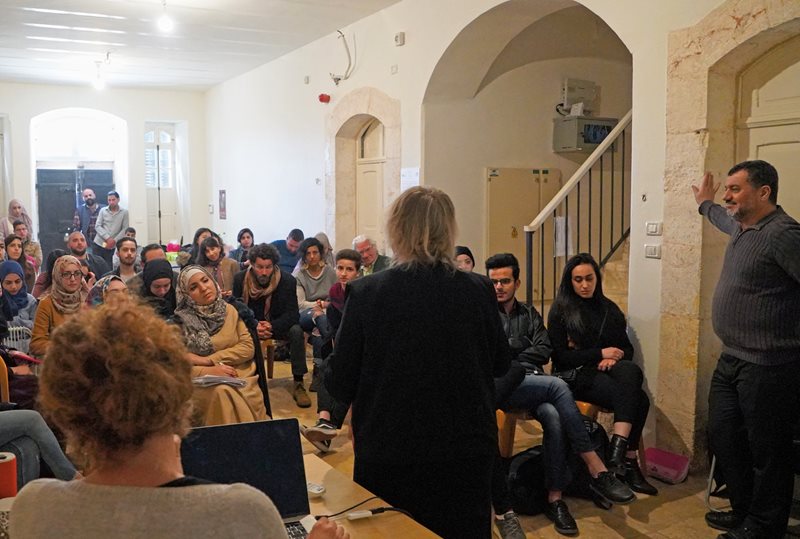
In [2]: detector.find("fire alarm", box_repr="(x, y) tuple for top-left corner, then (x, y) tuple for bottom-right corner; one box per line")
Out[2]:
(318, 94), (331, 103)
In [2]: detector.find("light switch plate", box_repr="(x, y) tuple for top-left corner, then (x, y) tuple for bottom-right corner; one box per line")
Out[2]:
(644, 244), (661, 259)
(646, 221), (663, 236)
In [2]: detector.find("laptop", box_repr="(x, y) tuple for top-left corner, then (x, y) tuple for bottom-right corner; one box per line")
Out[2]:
(181, 418), (314, 537)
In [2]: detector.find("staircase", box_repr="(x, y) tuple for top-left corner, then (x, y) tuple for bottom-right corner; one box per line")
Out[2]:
(524, 110), (632, 319)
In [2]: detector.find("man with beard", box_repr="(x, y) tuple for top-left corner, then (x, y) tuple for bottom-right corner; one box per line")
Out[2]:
(93, 191), (129, 268)
(107, 237), (140, 283)
(233, 243), (308, 408)
(67, 230), (109, 280)
(72, 188), (105, 248)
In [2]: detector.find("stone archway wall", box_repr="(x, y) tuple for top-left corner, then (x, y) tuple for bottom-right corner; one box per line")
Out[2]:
(324, 87), (401, 251)
(658, 1), (800, 468)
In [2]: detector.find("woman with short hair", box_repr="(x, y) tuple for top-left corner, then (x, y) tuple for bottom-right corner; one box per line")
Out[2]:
(197, 236), (238, 297)
(326, 186), (509, 539)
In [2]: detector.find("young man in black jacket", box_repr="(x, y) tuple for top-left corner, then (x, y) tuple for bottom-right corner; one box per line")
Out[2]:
(232, 243), (309, 408)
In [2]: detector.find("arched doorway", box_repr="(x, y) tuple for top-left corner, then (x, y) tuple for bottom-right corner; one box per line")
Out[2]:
(30, 108), (128, 257)
(324, 87), (400, 252)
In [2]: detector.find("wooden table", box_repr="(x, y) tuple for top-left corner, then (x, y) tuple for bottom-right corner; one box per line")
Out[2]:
(303, 454), (440, 538)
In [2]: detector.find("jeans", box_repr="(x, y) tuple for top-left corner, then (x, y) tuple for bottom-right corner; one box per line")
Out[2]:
(0, 410), (77, 480)
(504, 374), (594, 491)
(708, 354), (800, 538)
(299, 308), (333, 359)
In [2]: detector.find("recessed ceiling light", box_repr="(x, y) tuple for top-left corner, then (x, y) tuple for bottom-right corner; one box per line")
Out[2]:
(24, 23), (125, 35)
(157, 0), (174, 32)
(22, 8), (126, 20)
(26, 36), (125, 47)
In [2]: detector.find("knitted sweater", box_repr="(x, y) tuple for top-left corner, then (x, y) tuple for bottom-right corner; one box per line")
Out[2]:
(700, 201), (800, 365)
(294, 265), (336, 310)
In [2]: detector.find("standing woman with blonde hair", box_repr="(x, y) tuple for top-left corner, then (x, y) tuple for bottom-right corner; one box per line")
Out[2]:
(326, 186), (509, 538)
(0, 199), (33, 239)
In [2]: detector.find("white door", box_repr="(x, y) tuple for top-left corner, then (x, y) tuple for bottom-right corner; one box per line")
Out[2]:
(145, 126), (181, 244)
(356, 161), (383, 246)
(745, 124), (800, 217)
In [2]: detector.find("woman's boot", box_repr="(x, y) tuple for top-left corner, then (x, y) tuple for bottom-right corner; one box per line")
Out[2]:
(607, 434), (628, 475)
(623, 457), (658, 495)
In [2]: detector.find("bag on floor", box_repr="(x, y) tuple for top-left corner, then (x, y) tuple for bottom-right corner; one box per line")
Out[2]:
(507, 445), (547, 515)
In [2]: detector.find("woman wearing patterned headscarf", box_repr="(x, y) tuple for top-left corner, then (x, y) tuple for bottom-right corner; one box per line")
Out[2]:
(86, 275), (128, 307)
(172, 266), (266, 425)
(0, 260), (38, 329)
(0, 199), (33, 240)
(30, 256), (86, 357)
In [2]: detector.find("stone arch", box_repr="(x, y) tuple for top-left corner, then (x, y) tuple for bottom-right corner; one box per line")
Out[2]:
(324, 87), (400, 250)
(658, 1), (800, 467)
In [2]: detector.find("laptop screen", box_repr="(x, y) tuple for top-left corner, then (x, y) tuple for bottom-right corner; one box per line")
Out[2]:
(180, 418), (310, 520)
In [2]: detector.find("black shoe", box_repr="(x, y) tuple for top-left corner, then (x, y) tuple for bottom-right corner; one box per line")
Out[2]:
(718, 525), (763, 539)
(607, 434), (629, 474)
(621, 457), (658, 495)
(309, 365), (322, 392)
(705, 511), (745, 532)
(544, 500), (578, 536)
(590, 470), (636, 505)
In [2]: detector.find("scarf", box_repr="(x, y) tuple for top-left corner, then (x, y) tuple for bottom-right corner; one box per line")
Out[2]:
(4, 199), (33, 234)
(87, 275), (124, 306)
(242, 265), (281, 320)
(141, 259), (177, 318)
(50, 256), (85, 315)
(174, 266), (228, 356)
(0, 260), (29, 316)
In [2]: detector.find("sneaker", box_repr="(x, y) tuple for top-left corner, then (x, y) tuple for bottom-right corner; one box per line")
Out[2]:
(304, 419), (337, 441)
(590, 471), (636, 505)
(544, 500), (578, 536)
(300, 424), (333, 453)
(495, 511), (525, 539)
(292, 382), (311, 408)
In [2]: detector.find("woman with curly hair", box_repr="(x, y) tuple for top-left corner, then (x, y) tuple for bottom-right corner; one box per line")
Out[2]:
(10, 302), (347, 539)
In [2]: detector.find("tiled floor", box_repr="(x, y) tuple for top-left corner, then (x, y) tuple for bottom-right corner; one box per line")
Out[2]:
(267, 359), (794, 538)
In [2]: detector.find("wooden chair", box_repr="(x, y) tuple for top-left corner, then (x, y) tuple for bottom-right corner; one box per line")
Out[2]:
(248, 329), (272, 418)
(496, 401), (647, 471)
(259, 339), (276, 379)
(0, 359), (9, 403)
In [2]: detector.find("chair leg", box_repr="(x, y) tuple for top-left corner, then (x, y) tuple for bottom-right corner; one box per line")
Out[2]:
(496, 410), (517, 459)
(261, 339), (275, 379)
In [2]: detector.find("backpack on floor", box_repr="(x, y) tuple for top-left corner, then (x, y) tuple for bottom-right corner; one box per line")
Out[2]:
(507, 445), (547, 515)
(563, 415), (612, 508)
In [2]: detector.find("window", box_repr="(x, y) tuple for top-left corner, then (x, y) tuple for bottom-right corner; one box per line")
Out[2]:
(144, 123), (175, 188)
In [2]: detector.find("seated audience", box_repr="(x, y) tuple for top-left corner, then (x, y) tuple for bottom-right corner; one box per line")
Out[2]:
(0, 199), (32, 240)
(107, 237), (140, 283)
(111, 227), (142, 269)
(295, 237), (336, 346)
(30, 255), (86, 357)
(32, 249), (65, 299)
(140, 259), (177, 319)
(5, 235), (37, 292)
(548, 253), (657, 495)
(352, 234), (390, 276)
(124, 242), (169, 295)
(67, 231), (109, 279)
(13, 220), (42, 268)
(232, 243), (308, 408)
(0, 410), (78, 481)
(455, 245), (475, 272)
(271, 228), (304, 274)
(229, 228), (254, 270)
(11, 302), (346, 539)
(301, 249), (361, 452)
(485, 253), (634, 537)
(197, 236), (238, 297)
(173, 266), (267, 425)
(86, 275), (128, 307)
(0, 260), (38, 329)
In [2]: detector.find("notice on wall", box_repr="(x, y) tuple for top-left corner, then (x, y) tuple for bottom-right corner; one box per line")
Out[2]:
(401, 167), (420, 192)
(219, 190), (227, 220)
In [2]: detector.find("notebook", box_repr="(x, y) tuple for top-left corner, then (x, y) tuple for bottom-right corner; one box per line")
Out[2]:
(180, 418), (314, 536)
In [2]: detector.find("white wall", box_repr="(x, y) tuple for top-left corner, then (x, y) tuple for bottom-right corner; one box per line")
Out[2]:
(0, 81), (207, 242)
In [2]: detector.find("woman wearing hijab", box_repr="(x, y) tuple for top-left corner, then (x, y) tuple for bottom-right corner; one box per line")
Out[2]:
(30, 255), (86, 357)
(0, 199), (33, 239)
(86, 275), (128, 307)
(140, 259), (177, 319)
(0, 260), (38, 328)
(5, 235), (37, 292)
(32, 249), (65, 299)
(196, 236), (238, 297)
(173, 266), (267, 425)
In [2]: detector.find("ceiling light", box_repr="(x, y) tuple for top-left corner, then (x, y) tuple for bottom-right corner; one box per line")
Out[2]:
(157, 1), (174, 32)
(92, 53), (110, 90)
(22, 8), (126, 20)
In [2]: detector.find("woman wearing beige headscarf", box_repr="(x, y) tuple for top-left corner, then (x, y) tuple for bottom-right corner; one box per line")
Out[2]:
(172, 265), (267, 426)
(1, 199), (34, 240)
(30, 255), (87, 357)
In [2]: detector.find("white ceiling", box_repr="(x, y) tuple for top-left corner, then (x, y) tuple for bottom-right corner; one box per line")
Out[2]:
(0, 0), (401, 91)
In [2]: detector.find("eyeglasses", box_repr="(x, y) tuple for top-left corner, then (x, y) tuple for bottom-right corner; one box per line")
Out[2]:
(490, 278), (513, 286)
(60, 271), (83, 280)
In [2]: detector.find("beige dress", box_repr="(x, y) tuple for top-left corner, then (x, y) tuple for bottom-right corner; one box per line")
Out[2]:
(191, 304), (267, 426)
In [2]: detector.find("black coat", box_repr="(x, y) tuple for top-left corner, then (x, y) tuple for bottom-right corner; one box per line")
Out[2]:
(232, 269), (299, 339)
(325, 264), (510, 463)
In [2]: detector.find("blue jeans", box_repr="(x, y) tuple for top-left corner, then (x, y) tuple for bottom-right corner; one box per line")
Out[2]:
(505, 374), (594, 491)
(300, 308), (332, 359)
(0, 410), (77, 480)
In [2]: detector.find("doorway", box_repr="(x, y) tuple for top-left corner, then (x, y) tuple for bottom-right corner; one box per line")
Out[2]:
(355, 119), (385, 247)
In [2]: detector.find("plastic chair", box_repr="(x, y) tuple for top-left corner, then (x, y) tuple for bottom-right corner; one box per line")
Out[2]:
(3, 327), (32, 354)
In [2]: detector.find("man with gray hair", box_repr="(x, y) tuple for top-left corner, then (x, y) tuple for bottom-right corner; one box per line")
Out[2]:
(352, 235), (390, 276)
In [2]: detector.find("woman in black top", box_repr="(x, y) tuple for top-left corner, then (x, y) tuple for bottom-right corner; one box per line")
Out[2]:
(548, 253), (657, 495)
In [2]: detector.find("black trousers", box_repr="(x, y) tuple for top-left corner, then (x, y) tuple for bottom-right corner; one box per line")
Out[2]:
(574, 360), (649, 446)
(272, 323), (308, 378)
(355, 455), (493, 539)
(708, 354), (800, 538)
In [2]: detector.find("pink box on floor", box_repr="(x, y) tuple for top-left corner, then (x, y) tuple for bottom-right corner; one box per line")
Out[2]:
(645, 447), (689, 484)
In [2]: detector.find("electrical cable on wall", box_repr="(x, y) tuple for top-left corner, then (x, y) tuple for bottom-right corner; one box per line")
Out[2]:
(330, 30), (355, 85)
